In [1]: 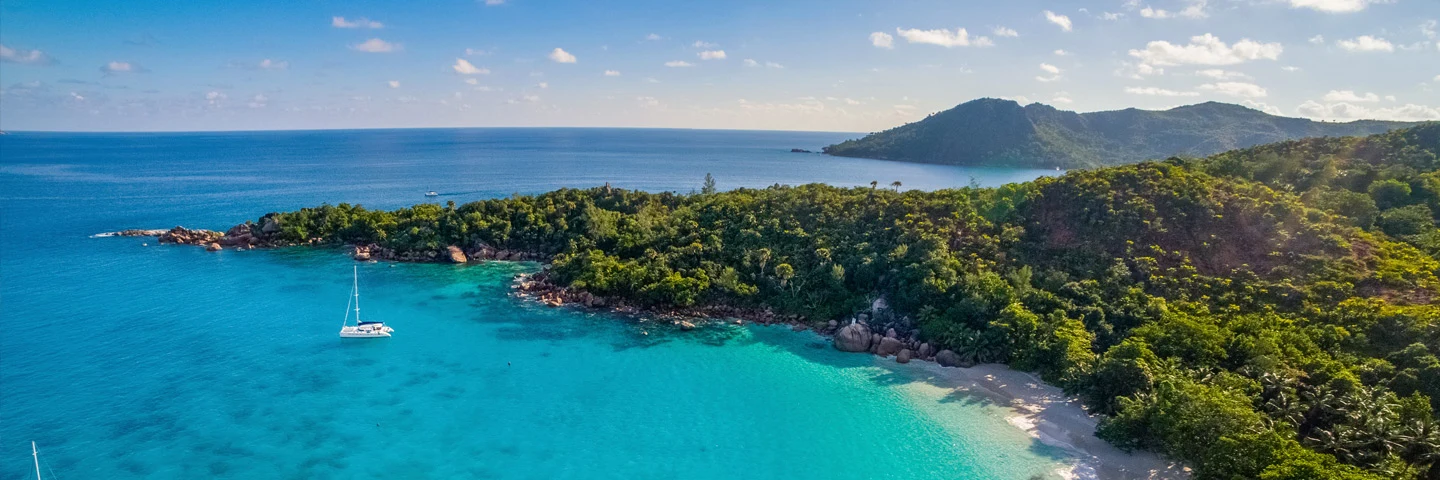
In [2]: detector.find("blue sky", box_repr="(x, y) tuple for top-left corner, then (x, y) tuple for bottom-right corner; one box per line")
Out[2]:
(1, 0), (1436, 131)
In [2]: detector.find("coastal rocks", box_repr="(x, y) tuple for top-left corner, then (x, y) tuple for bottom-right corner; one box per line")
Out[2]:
(445, 246), (467, 263)
(876, 337), (904, 357)
(679, 321), (696, 331)
(885, 328), (898, 339)
(935, 349), (962, 368)
(896, 349), (913, 364)
(353, 245), (373, 261)
(869, 334), (883, 353)
(158, 226), (223, 246)
(205, 242), (222, 252)
(833, 323), (873, 352)
(918, 343), (935, 360)
(110, 229), (168, 237)
(789, 148), (814, 153)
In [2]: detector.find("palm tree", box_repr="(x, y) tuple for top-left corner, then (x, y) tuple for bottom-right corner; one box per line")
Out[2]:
(890, 181), (902, 191)
(869, 180), (878, 190)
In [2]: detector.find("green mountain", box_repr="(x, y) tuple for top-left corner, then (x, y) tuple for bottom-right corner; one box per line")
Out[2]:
(822, 98), (1421, 169)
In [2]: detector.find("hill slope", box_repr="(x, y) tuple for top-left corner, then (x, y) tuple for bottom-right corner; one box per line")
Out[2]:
(822, 98), (1421, 169)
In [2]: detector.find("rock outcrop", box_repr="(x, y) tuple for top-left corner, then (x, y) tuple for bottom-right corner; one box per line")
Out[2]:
(446, 246), (467, 263)
(876, 337), (904, 357)
(833, 323), (873, 352)
(896, 349), (913, 364)
(935, 349), (962, 367)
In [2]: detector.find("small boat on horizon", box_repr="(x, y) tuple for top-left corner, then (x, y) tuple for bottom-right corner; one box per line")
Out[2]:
(339, 266), (393, 338)
(425, 190), (439, 197)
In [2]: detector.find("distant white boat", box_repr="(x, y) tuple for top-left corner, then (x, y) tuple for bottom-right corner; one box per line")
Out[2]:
(339, 266), (393, 338)
(425, 191), (439, 197)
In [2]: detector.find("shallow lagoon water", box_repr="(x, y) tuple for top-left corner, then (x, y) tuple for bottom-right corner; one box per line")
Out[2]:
(0, 128), (1064, 478)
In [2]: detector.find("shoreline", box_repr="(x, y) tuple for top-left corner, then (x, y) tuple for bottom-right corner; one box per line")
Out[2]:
(889, 359), (1187, 480)
(100, 228), (1185, 478)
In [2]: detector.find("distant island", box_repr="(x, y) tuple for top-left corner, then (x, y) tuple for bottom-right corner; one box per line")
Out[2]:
(822, 98), (1425, 169)
(120, 124), (1440, 479)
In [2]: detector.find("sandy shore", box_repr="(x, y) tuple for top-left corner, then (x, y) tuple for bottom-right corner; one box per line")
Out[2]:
(888, 359), (1188, 480)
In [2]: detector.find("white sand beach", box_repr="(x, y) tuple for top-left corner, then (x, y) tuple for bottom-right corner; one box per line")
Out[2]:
(891, 360), (1189, 480)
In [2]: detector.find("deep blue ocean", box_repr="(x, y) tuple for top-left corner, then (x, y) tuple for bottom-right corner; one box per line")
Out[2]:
(0, 128), (1065, 479)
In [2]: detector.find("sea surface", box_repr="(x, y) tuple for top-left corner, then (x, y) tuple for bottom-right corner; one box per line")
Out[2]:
(0, 128), (1064, 479)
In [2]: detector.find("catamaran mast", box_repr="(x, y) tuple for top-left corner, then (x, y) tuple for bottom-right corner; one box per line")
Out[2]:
(353, 265), (361, 323)
(32, 441), (41, 480)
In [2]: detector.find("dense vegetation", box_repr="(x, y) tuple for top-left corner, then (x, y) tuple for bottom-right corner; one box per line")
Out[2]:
(822, 98), (1420, 169)
(254, 124), (1440, 479)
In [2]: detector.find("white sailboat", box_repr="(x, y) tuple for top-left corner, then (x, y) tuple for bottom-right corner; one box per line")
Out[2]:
(339, 266), (393, 338)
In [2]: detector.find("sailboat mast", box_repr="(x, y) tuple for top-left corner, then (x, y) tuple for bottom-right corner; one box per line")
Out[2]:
(353, 265), (361, 323)
(32, 441), (41, 480)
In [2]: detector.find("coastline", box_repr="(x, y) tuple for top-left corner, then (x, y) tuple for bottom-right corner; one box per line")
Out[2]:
(889, 359), (1187, 480)
(102, 229), (1185, 478)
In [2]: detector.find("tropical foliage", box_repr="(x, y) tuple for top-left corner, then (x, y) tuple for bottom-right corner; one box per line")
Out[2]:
(255, 124), (1440, 479)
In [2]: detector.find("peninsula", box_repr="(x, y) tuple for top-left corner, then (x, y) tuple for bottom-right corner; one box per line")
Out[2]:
(123, 124), (1440, 479)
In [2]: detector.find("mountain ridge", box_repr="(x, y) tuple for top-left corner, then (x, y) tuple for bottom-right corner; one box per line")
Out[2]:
(822, 98), (1424, 169)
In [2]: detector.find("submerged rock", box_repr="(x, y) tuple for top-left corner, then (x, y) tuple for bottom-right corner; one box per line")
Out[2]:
(833, 323), (872, 352)
(205, 242), (221, 252)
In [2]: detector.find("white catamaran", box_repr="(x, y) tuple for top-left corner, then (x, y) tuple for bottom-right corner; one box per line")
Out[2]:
(339, 266), (394, 338)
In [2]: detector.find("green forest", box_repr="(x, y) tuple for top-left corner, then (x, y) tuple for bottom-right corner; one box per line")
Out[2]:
(246, 124), (1440, 479)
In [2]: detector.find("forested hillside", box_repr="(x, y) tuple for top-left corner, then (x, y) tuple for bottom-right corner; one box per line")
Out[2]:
(237, 124), (1440, 479)
(822, 98), (1420, 169)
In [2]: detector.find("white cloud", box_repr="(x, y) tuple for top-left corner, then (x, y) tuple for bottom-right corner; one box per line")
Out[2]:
(256, 59), (288, 70)
(637, 96), (660, 107)
(665, 60), (694, 67)
(484, 0), (506, 5)
(1179, 0), (1209, 18)
(548, 48), (577, 63)
(692, 40), (718, 48)
(1100, 12), (1124, 20)
(604, 70), (621, 76)
(1335, 36), (1394, 52)
(993, 26), (1019, 37)
(870, 32), (894, 49)
(1198, 81), (1268, 98)
(0, 44), (55, 65)
(1309, 35), (1326, 45)
(1129, 34), (1282, 66)
(1054, 49), (1070, 56)
(645, 33), (662, 41)
(1434, 74), (1440, 82)
(1125, 86), (1200, 96)
(248, 94), (268, 109)
(844, 98), (862, 105)
(1044, 10), (1073, 31)
(643, 77), (660, 83)
(465, 78), (479, 85)
(765, 61), (784, 68)
(1141, 7), (1172, 18)
(100, 61), (144, 74)
(1195, 69), (1249, 79)
(698, 50), (727, 60)
(388, 80), (400, 88)
(1298, 100), (1440, 121)
(895, 27), (992, 47)
(1242, 100), (1284, 115)
(352, 38), (399, 53)
(332, 16), (383, 29)
(1323, 90), (1381, 102)
(1037, 63), (1063, 82)
(744, 59), (759, 67)
(1287, 0), (1390, 13)
(536, 82), (548, 89)
(1282, 65), (1302, 72)
(1052, 94), (1074, 104)
(452, 58), (489, 75)
(205, 91), (227, 106)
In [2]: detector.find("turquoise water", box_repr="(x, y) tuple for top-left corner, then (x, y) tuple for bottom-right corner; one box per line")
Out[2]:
(0, 128), (1064, 479)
